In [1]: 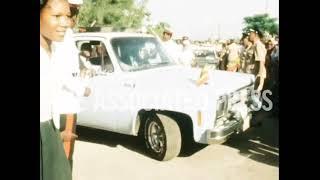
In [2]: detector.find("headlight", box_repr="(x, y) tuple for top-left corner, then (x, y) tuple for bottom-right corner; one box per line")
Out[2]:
(216, 95), (227, 118)
(229, 92), (241, 105)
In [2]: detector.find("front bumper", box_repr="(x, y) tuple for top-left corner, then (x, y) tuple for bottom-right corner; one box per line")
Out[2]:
(206, 120), (242, 144)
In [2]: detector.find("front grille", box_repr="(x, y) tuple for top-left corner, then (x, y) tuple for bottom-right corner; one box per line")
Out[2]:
(229, 85), (253, 105)
(214, 84), (253, 128)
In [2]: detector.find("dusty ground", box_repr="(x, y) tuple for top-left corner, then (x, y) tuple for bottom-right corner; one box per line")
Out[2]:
(72, 112), (278, 180)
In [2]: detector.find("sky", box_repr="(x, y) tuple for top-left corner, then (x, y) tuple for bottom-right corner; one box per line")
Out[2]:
(146, 0), (279, 40)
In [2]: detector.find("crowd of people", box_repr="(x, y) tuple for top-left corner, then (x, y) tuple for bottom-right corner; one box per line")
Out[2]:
(216, 30), (279, 114)
(159, 27), (279, 94)
(161, 28), (279, 116)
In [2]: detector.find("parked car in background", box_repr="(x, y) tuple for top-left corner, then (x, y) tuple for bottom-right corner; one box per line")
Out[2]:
(193, 48), (220, 69)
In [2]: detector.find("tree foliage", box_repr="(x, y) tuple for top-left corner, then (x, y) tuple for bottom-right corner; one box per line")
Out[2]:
(78, 0), (148, 29)
(147, 22), (171, 38)
(242, 14), (278, 36)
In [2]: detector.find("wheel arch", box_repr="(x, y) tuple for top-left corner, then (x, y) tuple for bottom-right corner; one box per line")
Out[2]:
(134, 109), (195, 142)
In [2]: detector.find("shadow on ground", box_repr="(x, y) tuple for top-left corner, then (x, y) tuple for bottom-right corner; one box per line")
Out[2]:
(76, 126), (150, 158)
(224, 111), (279, 167)
(76, 111), (278, 165)
(76, 125), (207, 160)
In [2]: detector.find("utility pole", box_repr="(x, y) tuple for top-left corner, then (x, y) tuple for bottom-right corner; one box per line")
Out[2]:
(217, 24), (221, 40)
(265, 0), (269, 14)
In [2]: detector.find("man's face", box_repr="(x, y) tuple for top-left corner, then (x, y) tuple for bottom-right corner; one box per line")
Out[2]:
(243, 38), (249, 46)
(249, 32), (256, 42)
(40, 0), (71, 42)
(267, 42), (274, 50)
(163, 32), (172, 41)
(83, 50), (90, 57)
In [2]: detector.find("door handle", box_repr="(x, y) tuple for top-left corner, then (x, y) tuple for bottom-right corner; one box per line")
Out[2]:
(123, 82), (135, 88)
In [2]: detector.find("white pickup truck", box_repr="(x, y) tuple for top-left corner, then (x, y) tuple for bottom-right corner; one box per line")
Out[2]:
(73, 32), (256, 161)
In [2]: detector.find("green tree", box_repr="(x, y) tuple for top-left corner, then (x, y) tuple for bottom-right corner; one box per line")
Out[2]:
(147, 22), (171, 38)
(78, 0), (148, 30)
(242, 14), (278, 36)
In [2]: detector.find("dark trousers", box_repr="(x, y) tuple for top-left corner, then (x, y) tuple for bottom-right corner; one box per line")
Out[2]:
(40, 120), (72, 180)
(219, 56), (227, 70)
(251, 76), (268, 126)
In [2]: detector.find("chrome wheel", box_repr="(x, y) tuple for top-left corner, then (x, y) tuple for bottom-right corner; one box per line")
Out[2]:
(144, 113), (182, 161)
(147, 121), (165, 153)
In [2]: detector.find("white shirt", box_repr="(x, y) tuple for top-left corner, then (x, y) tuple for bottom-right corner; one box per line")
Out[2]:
(53, 28), (86, 114)
(254, 40), (267, 62)
(254, 40), (267, 78)
(179, 47), (194, 67)
(162, 40), (181, 64)
(40, 46), (60, 128)
(227, 43), (240, 62)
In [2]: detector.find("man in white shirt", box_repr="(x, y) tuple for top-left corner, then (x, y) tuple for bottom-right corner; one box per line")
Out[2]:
(226, 39), (241, 72)
(161, 27), (181, 64)
(53, 0), (90, 168)
(40, 0), (73, 179)
(179, 37), (194, 67)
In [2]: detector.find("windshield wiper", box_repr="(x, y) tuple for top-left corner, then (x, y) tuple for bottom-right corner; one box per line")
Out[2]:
(128, 62), (171, 72)
(151, 61), (172, 67)
(129, 63), (152, 72)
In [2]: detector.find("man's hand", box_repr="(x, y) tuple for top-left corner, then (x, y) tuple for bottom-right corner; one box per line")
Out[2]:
(83, 87), (91, 97)
(60, 131), (78, 141)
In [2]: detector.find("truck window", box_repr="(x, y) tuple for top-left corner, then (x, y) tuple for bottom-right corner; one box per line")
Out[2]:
(77, 40), (115, 75)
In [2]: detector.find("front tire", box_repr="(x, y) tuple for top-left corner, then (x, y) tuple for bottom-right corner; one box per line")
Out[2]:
(144, 113), (181, 161)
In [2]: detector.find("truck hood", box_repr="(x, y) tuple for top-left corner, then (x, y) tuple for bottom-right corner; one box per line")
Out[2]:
(129, 65), (254, 96)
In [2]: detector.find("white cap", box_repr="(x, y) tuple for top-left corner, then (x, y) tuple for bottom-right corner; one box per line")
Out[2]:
(163, 27), (173, 34)
(68, 0), (83, 5)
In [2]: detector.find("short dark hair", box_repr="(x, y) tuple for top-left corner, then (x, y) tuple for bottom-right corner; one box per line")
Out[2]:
(40, 0), (48, 10)
(163, 31), (172, 37)
(81, 43), (92, 51)
(241, 33), (248, 40)
(257, 31), (264, 39)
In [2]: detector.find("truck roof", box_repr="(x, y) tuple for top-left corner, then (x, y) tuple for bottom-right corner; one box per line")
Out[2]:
(73, 32), (155, 39)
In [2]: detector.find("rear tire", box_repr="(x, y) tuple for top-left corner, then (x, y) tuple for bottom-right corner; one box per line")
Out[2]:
(144, 113), (181, 161)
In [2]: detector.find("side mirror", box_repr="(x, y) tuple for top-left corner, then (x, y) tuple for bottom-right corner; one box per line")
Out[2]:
(103, 65), (114, 73)
(97, 67), (114, 76)
(96, 71), (110, 76)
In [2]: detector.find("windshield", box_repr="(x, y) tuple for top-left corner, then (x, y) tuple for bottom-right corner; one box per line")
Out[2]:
(111, 37), (174, 72)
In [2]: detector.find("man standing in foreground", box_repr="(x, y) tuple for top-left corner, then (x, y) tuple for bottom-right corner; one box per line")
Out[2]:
(248, 29), (267, 92)
(53, 0), (91, 169)
(247, 29), (267, 127)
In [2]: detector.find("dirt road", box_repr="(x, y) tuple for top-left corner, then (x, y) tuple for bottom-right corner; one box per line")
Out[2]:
(72, 112), (278, 180)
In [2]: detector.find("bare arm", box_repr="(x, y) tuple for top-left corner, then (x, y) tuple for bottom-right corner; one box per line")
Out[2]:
(255, 42), (267, 91)
(257, 60), (266, 91)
